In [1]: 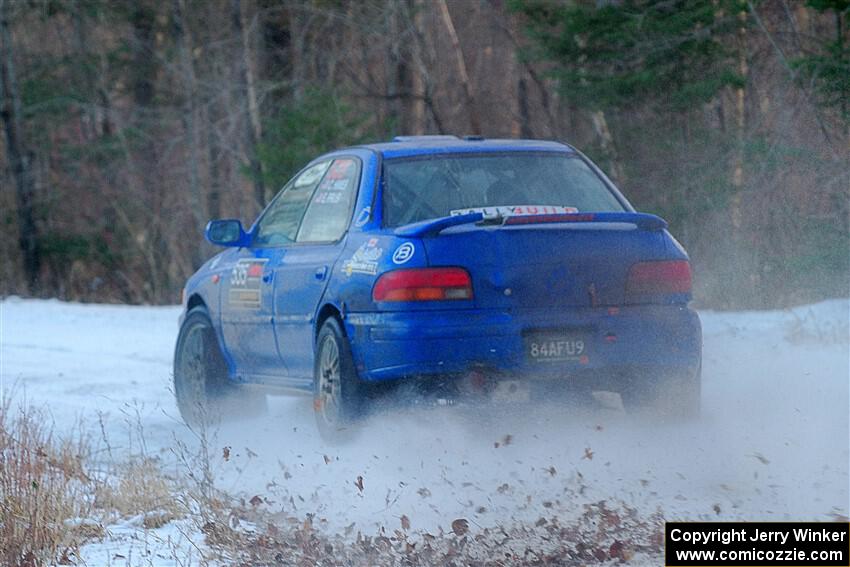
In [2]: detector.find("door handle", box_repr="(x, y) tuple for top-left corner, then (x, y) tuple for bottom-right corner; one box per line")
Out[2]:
(315, 266), (328, 280)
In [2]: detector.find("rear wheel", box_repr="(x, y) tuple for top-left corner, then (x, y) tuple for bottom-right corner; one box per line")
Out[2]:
(621, 364), (701, 419)
(313, 318), (362, 443)
(173, 306), (266, 427)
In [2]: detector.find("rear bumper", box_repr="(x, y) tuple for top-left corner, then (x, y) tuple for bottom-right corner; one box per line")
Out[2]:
(345, 304), (701, 383)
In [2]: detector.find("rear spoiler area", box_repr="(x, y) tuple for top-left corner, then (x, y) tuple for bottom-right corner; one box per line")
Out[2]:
(395, 211), (668, 238)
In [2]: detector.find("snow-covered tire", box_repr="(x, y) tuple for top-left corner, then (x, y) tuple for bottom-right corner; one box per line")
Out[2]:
(173, 306), (266, 427)
(621, 364), (701, 419)
(313, 317), (362, 444)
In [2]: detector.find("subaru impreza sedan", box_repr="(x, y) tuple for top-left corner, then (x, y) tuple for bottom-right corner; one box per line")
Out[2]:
(174, 136), (701, 440)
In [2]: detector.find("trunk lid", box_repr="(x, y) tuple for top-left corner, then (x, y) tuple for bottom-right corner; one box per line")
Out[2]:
(421, 220), (670, 309)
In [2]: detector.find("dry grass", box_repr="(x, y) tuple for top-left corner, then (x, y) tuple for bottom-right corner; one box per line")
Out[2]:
(785, 307), (850, 345)
(0, 395), (190, 566)
(94, 456), (182, 529)
(0, 397), (96, 566)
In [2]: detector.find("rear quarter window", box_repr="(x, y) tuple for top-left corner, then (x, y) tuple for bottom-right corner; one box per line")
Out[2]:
(297, 158), (360, 243)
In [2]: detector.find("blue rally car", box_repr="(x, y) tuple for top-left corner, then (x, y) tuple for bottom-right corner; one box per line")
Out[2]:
(174, 136), (701, 439)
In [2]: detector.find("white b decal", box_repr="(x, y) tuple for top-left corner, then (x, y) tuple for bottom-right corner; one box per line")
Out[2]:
(392, 242), (415, 264)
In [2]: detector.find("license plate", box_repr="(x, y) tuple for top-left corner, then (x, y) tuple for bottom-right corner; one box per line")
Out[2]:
(525, 332), (589, 363)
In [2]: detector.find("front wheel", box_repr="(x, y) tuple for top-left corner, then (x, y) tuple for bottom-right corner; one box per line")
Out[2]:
(313, 318), (363, 443)
(173, 306), (266, 427)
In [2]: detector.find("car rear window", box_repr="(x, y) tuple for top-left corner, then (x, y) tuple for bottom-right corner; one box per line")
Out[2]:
(382, 153), (625, 227)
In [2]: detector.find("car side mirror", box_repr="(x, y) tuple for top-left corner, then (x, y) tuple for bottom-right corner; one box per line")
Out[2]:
(205, 219), (250, 247)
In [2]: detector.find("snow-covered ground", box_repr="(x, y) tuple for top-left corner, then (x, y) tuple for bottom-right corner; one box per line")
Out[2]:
(1, 297), (848, 564)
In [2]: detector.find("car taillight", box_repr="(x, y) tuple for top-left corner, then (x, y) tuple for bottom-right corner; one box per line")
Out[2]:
(626, 260), (692, 299)
(373, 268), (473, 302)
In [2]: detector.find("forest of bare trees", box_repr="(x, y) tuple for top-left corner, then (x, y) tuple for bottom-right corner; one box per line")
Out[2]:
(1, 0), (847, 308)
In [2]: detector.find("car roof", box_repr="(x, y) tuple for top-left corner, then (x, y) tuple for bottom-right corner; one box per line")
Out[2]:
(351, 136), (574, 160)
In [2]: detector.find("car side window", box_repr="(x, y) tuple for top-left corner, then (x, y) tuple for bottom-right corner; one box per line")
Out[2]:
(254, 160), (331, 246)
(296, 158), (360, 243)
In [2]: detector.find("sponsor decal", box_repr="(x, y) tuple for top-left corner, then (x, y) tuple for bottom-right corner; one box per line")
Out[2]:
(228, 258), (268, 308)
(313, 191), (344, 204)
(392, 242), (415, 264)
(247, 263), (264, 278)
(326, 158), (355, 180)
(450, 205), (579, 218)
(295, 162), (330, 188)
(317, 176), (352, 193)
(354, 207), (371, 227)
(343, 241), (383, 276)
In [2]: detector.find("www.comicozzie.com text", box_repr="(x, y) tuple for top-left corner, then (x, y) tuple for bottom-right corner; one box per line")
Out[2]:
(669, 526), (848, 546)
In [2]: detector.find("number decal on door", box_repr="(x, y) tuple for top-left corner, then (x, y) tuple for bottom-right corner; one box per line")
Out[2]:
(228, 258), (268, 308)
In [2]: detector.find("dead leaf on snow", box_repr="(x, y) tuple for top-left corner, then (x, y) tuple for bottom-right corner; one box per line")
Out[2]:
(355, 475), (364, 492)
(249, 495), (263, 507)
(602, 509), (621, 526)
(400, 515), (410, 530)
(451, 518), (469, 536)
(583, 447), (594, 460)
(222, 446), (230, 461)
(750, 452), (770, 465)
(609, 540), (625, 561)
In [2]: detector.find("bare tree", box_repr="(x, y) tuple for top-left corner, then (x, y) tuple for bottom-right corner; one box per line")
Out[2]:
(731, 0), (749, 234)
(172, 0), (205, 243)
(232, 0), (266, 208)
(437, 0), (480, 134)
(0, 0), (40, 292)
